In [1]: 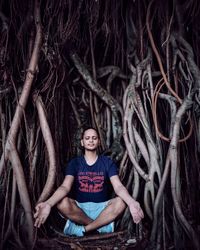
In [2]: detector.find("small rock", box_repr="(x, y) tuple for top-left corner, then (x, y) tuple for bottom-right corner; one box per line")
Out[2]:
(126, 238), (137, 244)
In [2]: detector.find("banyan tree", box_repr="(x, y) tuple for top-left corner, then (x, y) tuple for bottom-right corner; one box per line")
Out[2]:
(0, 0), (200, 249)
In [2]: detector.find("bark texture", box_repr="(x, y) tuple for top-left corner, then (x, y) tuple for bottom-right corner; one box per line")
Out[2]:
(0, 0), (199, 249)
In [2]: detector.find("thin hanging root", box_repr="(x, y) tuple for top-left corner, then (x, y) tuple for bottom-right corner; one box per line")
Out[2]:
(9, 144), (34, 243)
(146, 0), (182, 104)
(152, 79), (193, 142)
(0, 0), (42, 246)
(34, 95), (56, 203)
(169, 93), (199, 249)
(0, 0), (42, 177)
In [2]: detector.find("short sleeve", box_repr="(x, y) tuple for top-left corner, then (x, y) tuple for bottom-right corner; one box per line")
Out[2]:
(65, 158), (77, 176)
(107, 157), (118, 178)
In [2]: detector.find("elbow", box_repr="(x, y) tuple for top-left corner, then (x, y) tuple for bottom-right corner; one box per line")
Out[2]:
(59, 185), (70, 194)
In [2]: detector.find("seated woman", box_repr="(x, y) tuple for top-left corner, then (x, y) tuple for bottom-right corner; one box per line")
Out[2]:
(34, 127), (144, 236)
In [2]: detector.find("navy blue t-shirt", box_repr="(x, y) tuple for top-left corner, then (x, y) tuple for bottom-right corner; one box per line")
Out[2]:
(65, 155), (118, 203)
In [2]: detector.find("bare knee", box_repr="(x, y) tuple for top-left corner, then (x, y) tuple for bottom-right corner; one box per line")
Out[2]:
(110, 197), (126, 217)
(57, 197), (76, 216)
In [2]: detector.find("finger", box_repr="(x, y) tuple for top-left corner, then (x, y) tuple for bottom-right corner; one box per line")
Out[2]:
(34, 208), (40, 217)
(136, 217), (142, 223)
(140, 210), (144, 218)
(37, 218), (43, 228)
(35, 205), (40, 211)
(34, 218), (40, 228)
(134, 219), (140, 224)
(41, 217), (46, 224)
(136, 208), (144, 218)
(37, 221), (42, 228)
(35, 203), (43, 211)
(33, 211), (39, 218)
(35, 216), (45, 228)
(132, 215), (138, 223)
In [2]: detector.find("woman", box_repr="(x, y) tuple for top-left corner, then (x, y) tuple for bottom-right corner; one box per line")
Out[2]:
(34, 127), (144, 236)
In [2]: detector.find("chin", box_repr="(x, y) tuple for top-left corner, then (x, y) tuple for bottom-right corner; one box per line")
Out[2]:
(86, 147), (97, 151)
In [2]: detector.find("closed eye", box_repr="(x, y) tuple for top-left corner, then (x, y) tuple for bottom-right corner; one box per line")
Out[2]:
(85, 136), (98, 140)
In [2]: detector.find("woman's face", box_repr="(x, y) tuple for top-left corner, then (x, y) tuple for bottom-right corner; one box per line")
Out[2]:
(81, 129), (100, 151)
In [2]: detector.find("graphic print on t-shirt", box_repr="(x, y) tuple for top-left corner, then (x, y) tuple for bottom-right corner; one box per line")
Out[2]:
(78, 171), (104, 193)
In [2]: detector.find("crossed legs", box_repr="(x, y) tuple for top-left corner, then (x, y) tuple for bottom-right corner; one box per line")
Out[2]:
(57, 197), (126, 233)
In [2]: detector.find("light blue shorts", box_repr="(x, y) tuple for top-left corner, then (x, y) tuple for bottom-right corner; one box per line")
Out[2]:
(63, 200), (114, 235)
(76, 201), (114, 233)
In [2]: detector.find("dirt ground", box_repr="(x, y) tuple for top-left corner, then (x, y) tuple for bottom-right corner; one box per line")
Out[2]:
(34, 230), (148, 250)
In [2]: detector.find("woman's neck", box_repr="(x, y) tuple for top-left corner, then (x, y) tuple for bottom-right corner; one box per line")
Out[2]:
(84, 151), (98, 165)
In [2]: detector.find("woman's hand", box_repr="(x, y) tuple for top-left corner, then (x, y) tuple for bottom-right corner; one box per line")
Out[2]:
(34, 202), (51, 228)
(129, 201), (144, 224)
